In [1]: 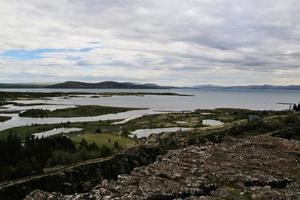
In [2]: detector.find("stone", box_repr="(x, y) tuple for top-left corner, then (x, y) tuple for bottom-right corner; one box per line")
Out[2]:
(26, 135), (300, 199)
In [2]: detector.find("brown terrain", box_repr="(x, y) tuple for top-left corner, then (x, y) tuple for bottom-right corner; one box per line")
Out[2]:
(25, 131), (300, 199)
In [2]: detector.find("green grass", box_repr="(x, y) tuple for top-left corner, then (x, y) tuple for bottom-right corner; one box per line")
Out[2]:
(0, 108), (251, 140)
(0, 120), (122, 140)
(0, 124), (64, 140)
(123, 108), (272, 131)
(124, 112), (204, 130)
(19, 105), (142, 118)
(70, 133), (133, 148)
(0, 120), (134, 154)
(2, 108), (292, 142)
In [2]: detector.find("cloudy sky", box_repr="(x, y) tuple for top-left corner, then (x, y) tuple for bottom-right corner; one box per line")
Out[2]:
(0, 0), (300, 86)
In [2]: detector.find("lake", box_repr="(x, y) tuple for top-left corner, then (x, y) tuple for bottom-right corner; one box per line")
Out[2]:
(0, 88), (299, 131)
(1, 88), (299, 110)
(129, 127), (192, 138)
(33, 128), (82, 139)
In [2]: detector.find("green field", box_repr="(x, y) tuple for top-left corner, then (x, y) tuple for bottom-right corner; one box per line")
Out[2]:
(0, 120), (121, 140)
(0, 123), (67, 140)
(70, 133), (133, 148)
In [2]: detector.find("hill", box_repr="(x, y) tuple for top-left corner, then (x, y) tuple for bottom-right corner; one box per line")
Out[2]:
(0, 81), (173, 89)
(0, 83), (46, 88)
(193, 84), (300, 90)
(1, 82), (300, 90)
(48, 81), (173, 89)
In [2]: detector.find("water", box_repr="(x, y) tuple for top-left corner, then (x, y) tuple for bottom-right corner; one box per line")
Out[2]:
(202, 119), (224, 126)
(2, 88), (299, 110)
(3, 104), (76, 112)
(0, 110), (160, 131)
(129, 127), (191, 138)
(0, 88), (299, 131)
(33, 128), (82, 139)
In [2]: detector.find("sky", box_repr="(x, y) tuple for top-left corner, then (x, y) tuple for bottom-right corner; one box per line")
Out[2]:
(0, 0), (300, 86)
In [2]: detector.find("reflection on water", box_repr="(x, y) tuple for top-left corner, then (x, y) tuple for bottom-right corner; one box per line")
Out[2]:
(129, 127), (191, 138)
(33, 128), (82, 139)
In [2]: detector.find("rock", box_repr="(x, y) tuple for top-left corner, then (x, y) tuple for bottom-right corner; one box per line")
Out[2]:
(26, 134), (300, 199)
(1, 145), (164, 200)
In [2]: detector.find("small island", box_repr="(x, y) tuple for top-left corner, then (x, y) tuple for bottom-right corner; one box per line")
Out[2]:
(0, 116), (11, 122)
(19, 105), (142, 118)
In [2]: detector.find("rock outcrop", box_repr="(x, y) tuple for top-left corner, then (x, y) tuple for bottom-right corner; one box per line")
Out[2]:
(25, 135), (300, 199)
(0, 145), (164, 200)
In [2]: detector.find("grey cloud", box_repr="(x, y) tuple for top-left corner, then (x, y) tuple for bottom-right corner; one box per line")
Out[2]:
(0, 0), (300, 85)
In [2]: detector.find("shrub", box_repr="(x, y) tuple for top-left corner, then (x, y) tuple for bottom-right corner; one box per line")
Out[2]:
(285, 114), (299, 124)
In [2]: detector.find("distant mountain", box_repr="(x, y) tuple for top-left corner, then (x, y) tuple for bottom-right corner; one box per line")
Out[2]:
(48, 81), (173, 89)
(227, 85), (300, 90)
(193, 84), (300, 90)
(1, 82), (300, 90)
(0, 83), (47, 88)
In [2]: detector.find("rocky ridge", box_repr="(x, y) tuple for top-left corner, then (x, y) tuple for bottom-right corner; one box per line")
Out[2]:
(25, 134), (300, 200)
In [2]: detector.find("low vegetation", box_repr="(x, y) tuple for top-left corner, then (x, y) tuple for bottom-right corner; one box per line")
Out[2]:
(19, 105), (141, 118)
(0, 116), (11, 122)
(0, 92), (76, 101)
(94, 92), (192, 96)
(0, 134), (113, 182)
(0, 91), (191, 102)
(1, 103), (299, 184)
(1, 91), (299, 199)
(271, 113), (300, 140)
(70, 133), (133, 150)
(1, 108), (291, 141)
(0, 120), (122, 140)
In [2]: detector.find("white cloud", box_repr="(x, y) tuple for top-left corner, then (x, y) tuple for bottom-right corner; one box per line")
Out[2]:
(0, 0), (300, 86)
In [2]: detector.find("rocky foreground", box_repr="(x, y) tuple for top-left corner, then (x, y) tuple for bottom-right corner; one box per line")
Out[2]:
(25, 134), (300, 200)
